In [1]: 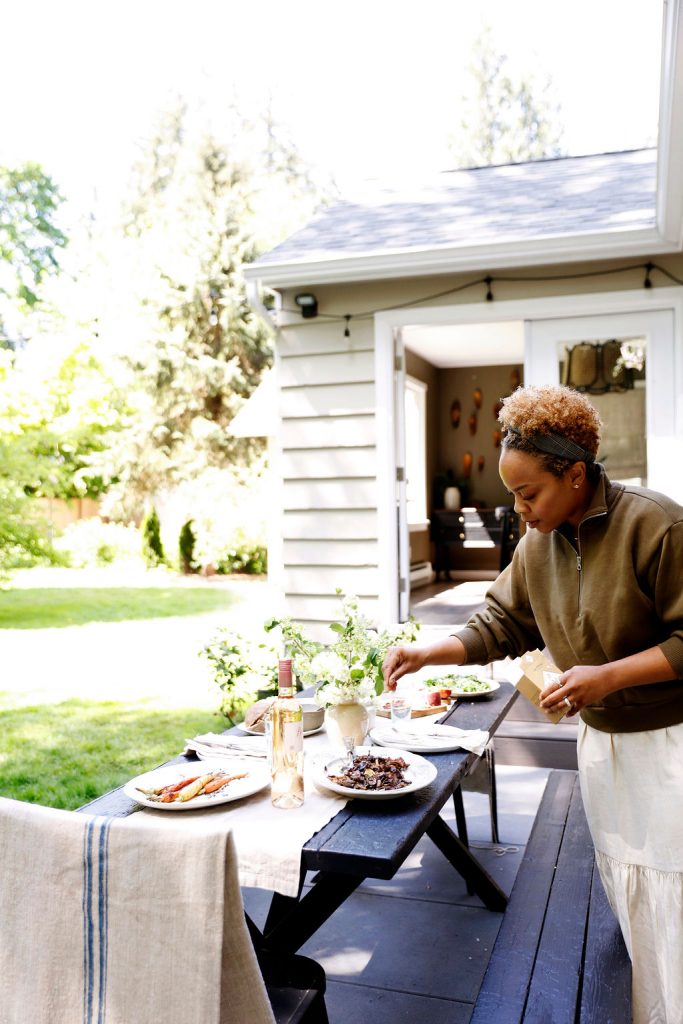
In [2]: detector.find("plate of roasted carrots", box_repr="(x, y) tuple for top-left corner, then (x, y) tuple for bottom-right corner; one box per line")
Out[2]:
(124, 759), (270, 810)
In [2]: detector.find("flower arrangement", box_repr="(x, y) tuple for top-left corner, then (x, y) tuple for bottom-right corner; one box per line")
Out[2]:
(265, 593), (419, 709)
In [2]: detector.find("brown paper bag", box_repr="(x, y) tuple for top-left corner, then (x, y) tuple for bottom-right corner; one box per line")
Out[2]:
(515, 649), (569, 724)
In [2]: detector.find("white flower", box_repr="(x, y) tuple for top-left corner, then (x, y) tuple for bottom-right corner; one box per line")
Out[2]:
(315, 675), (376, 708)
(310, 650), (348, 683)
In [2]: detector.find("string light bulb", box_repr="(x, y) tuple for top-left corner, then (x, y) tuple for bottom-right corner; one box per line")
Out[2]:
(643, 262), (654, 289)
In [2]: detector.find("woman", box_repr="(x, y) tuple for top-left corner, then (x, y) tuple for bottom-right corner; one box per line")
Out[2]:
(383, 383), (683, 1024)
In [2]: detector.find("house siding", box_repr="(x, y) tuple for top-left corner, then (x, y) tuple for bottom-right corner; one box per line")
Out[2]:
(278, 319), (380, 634)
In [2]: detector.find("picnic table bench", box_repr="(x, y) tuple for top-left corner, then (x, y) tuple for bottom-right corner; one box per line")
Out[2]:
(471, 769), (632, 1024)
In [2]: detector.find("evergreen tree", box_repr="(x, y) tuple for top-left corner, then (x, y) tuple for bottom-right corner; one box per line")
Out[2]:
(450, 26), (564, 168)
(178, 518), (197, 574)
(103, 102), (324, 519)
(141, 506), (165, 567)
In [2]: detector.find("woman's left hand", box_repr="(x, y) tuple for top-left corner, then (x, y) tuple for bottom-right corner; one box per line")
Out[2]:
(539, 664), (611, 717)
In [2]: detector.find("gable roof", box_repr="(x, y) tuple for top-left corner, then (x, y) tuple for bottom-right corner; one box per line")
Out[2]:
(245, 148), (674, 287)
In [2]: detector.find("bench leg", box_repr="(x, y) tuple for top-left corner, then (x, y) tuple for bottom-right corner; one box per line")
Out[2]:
(427, 815), (508, 911)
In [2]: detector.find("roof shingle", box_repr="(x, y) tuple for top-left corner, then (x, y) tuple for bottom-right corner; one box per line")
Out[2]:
(254, 149), (656, 268)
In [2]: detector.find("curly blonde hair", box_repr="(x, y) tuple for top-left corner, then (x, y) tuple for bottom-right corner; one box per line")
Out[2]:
(499, 384), (602, 479)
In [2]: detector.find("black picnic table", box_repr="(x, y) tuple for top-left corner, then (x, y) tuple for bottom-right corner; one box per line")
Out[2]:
(79, 681), (519, 955)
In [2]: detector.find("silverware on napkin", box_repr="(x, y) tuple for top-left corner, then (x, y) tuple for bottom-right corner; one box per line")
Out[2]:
(183, 733), (268, 759)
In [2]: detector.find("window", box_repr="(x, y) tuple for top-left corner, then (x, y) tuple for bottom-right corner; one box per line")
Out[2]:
(404, 375), (428, 526)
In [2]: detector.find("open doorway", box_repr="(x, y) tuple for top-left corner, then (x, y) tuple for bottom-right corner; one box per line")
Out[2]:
(400, 322), (649, 625)
(400, 320), (525, 624)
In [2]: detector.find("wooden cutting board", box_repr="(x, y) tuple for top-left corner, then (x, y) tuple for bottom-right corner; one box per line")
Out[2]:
(376, 703), (447, 719)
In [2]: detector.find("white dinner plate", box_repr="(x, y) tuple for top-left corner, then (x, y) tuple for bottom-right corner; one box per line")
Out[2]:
(124, 759), (270, 811)
(369, 725), (469, 754)
(313, 746), (437, 801)
(449, 679), (500, 699)
(422, 671), (500, 700)
(240, 723), (324, 738)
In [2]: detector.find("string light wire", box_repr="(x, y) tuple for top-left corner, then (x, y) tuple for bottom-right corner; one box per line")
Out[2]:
(277, 260), (683, 334)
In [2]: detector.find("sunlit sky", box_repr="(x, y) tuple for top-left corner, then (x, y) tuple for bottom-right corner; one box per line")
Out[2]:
(1, 0), (663, 230)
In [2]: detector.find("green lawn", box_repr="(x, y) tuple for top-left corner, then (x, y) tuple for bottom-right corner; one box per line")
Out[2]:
(0, 699), (226, 809)
(0, 585), (237, 629)
(0, 570), (260, 807)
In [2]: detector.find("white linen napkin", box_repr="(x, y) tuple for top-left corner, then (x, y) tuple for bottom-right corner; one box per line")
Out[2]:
(374, 721), (490, 755)
(183, 732), (267, 759)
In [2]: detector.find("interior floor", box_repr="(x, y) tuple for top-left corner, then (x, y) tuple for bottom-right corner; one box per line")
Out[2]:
(409, 573), (496, 626)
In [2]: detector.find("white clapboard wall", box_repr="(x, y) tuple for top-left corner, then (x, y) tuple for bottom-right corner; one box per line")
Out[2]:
(278, 319), (382, 637)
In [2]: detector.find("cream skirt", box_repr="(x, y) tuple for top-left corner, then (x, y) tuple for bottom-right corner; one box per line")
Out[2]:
(578, 720), (683, 1024)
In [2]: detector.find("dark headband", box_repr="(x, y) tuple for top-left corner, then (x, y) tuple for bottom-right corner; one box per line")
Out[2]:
(505, 425), (595, 463)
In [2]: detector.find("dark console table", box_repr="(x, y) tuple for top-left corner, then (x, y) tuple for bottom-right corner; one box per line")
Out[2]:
(431, 507), (520, 580)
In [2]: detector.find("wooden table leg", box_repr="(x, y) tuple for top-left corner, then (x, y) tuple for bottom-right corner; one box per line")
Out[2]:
(426, 814), (508, 911)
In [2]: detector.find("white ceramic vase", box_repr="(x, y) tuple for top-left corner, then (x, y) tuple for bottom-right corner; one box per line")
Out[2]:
(324, 701), (370, 750)
(444, 486), (461, 510)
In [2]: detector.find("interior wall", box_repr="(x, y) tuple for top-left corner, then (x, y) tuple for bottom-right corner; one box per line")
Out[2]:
(404, 348), (440, 511)
(437, 363), (523, 509)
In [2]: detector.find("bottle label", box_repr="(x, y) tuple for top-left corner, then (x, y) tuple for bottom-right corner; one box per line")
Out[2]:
(282, 720), (303, 755)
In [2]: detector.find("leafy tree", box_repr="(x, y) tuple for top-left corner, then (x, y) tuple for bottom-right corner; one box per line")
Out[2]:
(0, 352), (57, 572)
(0, 441), (50, 574)
(0, 163), (67, 317)
(0, 340), (130, 502)
(450, 26), (564, 168)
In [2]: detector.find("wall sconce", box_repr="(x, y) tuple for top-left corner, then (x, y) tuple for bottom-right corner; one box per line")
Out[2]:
(295, 293), (318, 319)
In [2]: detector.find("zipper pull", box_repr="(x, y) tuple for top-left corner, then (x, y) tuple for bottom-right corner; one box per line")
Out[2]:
(576, 554), (582, 572)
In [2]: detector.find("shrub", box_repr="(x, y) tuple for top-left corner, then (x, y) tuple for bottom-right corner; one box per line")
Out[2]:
(141, 507), (165, 567)
(215, 531), (267, 576)
(200, 630), (278, 723)
(178, 519), (198, 574)
(54, 518), (143, 568)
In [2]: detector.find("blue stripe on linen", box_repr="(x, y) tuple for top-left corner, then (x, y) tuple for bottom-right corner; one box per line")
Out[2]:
(82, 819), (96, 1024)
(82, 817), (114, 1024)
(97, 818), (113, 1024)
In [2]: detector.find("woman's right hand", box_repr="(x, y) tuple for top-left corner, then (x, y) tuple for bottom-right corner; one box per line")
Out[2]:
(382, 645), (426, 691)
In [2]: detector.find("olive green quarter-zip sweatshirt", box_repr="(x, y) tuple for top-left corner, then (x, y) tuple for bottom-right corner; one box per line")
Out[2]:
(455, 470), (683, 733)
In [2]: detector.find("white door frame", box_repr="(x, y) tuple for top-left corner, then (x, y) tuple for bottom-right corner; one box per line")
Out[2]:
(374, 286), (683, 622)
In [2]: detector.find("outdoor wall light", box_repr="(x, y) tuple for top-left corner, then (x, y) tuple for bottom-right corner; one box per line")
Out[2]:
(294, 293), (318, 318)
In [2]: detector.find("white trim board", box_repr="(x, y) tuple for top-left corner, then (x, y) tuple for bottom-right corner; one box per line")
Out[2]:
(243, 228), (670, 288)
(373, 287), (683, 330)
